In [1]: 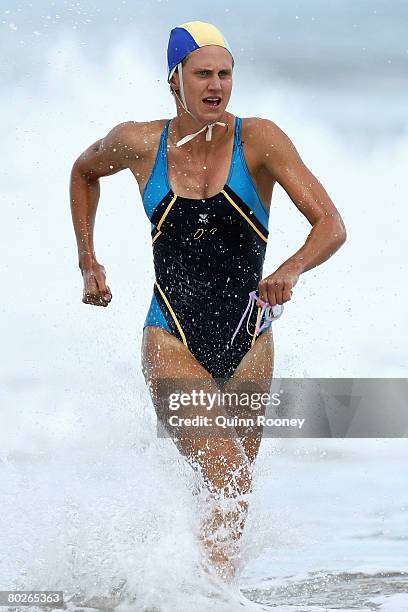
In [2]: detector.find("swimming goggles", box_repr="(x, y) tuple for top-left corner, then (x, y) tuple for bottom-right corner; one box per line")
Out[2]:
(231, 291), (284, 345)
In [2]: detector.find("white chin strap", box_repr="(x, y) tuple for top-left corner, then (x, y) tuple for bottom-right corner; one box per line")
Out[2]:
(169, 62), (226, 147)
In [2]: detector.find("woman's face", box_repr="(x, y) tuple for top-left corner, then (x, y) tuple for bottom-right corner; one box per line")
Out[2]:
(171, 45), (233, 120)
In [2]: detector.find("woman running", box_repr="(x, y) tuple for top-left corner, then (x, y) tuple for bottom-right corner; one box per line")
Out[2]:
(70, 21), (347, 581)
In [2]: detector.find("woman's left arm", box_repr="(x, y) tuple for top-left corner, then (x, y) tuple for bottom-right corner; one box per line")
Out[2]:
(256, 118), (347, 306)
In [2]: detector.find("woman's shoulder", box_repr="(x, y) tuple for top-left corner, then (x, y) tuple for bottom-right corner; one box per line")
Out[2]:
(240, 116), (283, 137)
(110, 118), (170, 153)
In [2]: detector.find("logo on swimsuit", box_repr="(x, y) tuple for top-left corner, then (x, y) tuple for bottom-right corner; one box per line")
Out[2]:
(193, 227), (218, 240)
(198, 213), (209, 224)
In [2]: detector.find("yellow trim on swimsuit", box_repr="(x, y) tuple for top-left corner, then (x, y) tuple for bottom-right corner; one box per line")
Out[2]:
(157, 194), (177, 230)
(155, 280), (188, 348)
(221, 190), (268, 243)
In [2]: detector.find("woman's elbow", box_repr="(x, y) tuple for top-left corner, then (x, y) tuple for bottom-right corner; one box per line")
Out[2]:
(334, 217), (347, 247)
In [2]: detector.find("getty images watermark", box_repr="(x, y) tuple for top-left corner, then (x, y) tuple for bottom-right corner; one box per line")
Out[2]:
(166, 388), (305, 432)
(154, 378), (307, 439)
(154, 378), (408, 439)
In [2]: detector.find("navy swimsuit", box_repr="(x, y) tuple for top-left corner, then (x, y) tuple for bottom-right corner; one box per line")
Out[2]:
(142, 116), (271, 379)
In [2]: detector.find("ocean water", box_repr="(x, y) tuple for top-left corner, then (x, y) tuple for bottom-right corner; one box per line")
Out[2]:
(1, 371), (408, 611)
(1, 1), (407, 610)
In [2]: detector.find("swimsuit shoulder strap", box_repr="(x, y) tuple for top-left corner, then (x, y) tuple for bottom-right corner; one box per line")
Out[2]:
(161, 120), (171, 190)
(225, 116), (241, 184)
(161, 119), (171, 156)
(142, 120), (171, 214)
(233, 116), (241, 153)
(226, 115), (270, 229)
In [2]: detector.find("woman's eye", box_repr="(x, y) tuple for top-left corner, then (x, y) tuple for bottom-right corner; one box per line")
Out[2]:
(197, 70), (230, 76)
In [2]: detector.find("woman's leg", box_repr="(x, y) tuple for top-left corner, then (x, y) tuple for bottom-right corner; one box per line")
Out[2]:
(197, 329), (274, 577)
(222, 328), (274, 464)
(141, 325), (273, 580)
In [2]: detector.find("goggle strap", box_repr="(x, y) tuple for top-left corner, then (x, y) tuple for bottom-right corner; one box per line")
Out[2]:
(254, 302), (268, 337)
(245, 294), (257, 336)
(230, 293), (253, 345)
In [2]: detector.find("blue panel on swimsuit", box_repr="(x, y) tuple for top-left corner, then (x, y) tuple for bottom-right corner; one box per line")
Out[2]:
(143, 292), (171, 332)
(228, 117), (269, 232)
(142, 121), (171, 220)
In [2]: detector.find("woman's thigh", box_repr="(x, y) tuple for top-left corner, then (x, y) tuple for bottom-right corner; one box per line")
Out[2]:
(227, 327), (274, 384)
(141, 325), (211, 381)
(141, 325), (274, 467)
(141, 325), (274, 381)
(221, 328), (275, 463)
(141, 325), (251, 493)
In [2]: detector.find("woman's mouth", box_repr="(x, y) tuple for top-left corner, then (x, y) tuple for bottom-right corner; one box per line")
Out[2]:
(202, 97), (221, 108)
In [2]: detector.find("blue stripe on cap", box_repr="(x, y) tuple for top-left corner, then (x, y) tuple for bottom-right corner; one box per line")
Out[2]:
(167, 27), (200, 74)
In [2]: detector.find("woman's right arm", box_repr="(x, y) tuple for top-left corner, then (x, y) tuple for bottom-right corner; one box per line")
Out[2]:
(69, 121), (140, 306)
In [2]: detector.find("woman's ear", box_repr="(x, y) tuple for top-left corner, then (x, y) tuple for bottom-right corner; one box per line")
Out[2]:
(169, 72), (179, 95)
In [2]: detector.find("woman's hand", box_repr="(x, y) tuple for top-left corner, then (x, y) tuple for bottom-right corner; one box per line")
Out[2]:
(258, 263), (302, 306)
(81, 261), (112, 307)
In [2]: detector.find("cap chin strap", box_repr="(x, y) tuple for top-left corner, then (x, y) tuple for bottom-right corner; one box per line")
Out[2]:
(169, 62), (226, 148)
